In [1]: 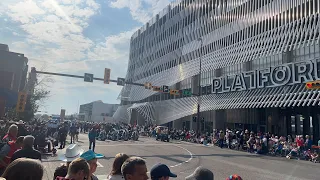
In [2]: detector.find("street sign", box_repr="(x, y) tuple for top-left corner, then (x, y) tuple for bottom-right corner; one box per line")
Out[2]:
(104, 68), (111, 84)
(162, 85), (169, 93)
(306, 81), (320, 89)
(182, 89), (192, 96)
(16, 92), (27, 112)
(117, 78), (126, 86)
(84, 73), (93, 82)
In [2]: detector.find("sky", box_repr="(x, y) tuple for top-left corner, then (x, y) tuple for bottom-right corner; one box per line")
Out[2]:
(0, 0), (174, 115)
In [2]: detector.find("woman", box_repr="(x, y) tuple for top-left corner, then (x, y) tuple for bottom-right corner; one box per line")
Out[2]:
(2, 124), (18, 142)
(107, 153), (130, 180)
(2, 158), (44, 180)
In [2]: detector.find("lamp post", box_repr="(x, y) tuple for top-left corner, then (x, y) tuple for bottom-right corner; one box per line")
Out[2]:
(196, 37), (203, 136)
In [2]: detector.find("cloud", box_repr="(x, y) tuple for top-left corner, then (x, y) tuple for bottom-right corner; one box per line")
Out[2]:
(109, 0), (172, 24)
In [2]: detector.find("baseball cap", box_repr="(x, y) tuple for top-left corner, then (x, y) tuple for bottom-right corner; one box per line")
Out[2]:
(150, 163), (177, 179)
(80, 150), (104, 161)
(185, 166), (214, 180)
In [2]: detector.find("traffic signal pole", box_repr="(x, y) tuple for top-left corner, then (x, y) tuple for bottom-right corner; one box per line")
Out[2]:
(196, 38), (203, 137)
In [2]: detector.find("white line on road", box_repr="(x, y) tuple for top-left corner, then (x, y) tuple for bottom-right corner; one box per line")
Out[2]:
(97, 161), (104, 167)
(170, 145), (193, 168)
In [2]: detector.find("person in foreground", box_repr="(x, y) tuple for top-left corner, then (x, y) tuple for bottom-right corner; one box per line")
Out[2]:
(150, 163), (177, 180)
(185, 166), (214, 180)
(56, 158), (90, 180)
(107, 153), (130, 180)
(80, 150), (104, 180)
(121, 156), (148, 180)
(11, 135), (41, 162)
(2, 158), (44, 180)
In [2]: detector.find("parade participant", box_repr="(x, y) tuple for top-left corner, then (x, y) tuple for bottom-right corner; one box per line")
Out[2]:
(11, 135), (41, 161)
(88, 127), (97, 152)
(56, 158), (90, 180)
(150, 163), (177, 180)
(58, 123), (68, 149)
(80, 150), (104, 180)
(107, 153), (130, 180)
(121, 157), (148, 180)
(0, 136), (24, 175)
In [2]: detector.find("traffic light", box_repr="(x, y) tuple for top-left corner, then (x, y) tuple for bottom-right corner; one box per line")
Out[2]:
(170, 89), (180, 96)
(117, 78), (125, 86)
(104, 68), (111, 84)
(152, 86), (161, 92)
(306, 81), (320, 90)
(144, 82), (152, 89)
(16, 92), (27, 113)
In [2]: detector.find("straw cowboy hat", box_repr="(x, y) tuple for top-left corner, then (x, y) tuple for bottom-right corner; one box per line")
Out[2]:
(58, 144), (84, 162)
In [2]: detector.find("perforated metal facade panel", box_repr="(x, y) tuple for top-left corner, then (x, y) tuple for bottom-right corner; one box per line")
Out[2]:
(114, 0), (320, 124)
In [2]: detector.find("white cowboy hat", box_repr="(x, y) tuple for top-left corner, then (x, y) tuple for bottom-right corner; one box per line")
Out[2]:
(58, 144), (84, 162)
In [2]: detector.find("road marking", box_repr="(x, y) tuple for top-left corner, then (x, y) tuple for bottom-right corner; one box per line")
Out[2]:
(96, 175), (108, 180)
(97, 161), (104, 167)
(170, 145), (193, 168)
(95, 143), (194, 168)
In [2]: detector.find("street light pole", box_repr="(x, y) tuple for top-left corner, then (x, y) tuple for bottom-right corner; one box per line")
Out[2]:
(197, 38), (203, 137)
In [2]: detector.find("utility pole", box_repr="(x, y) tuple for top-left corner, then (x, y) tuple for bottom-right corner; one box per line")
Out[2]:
(196, 37), (203, 136)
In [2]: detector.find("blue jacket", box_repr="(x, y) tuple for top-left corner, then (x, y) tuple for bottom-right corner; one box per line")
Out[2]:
(88, 130), (97, 141)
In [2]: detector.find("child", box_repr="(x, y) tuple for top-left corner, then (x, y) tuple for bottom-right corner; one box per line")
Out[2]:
(311, 151), (319, 163)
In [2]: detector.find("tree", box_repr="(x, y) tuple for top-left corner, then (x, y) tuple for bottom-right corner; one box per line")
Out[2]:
(23, 88), (50, 121)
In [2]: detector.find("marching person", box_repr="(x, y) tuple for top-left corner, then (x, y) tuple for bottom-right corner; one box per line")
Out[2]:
(88, 127), (97, 152)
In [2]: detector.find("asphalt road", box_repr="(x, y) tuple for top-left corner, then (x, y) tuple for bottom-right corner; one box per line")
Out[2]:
(42, 134), (319, 180)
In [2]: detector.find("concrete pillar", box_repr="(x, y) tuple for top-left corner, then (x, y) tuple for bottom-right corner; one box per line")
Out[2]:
(191, 75), (199, 95)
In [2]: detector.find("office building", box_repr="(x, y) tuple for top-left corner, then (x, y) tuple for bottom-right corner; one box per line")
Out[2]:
(79, 100), (119, 122)
(114, 0), (320, 142)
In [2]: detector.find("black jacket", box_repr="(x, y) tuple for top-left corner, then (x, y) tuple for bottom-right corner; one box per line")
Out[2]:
(11, 147), (41, 162)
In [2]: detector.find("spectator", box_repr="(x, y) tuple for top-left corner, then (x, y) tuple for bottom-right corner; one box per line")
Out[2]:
(11, 135), (41, 162)
(107, 153), (130, 180)
(150, 163), (177, 180)
(88, 128), (97, 152)
(0, 136), (24, 174)
(56, 158), (90, 180)
(80, 150), (104, 180)
(16, 120), (27, 137)
(2, 125), (18, 143)
(2, 158), (44, 180)
(0, 120), (7, 141)
(54, 144), (84, 179)
(185, 166), (214, 180)
(121, 157), (148, 180)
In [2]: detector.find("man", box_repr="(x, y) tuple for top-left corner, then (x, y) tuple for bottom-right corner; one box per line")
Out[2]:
(185, 166), (214, 180)
(58, 124), (68, 149)
(56, 158), (90, 180)
(11, 135), (41, 162)
(70, 123), (77, 144)
(121, 156), (148, 180)
(80, 150), (104, 180)
(88, 128), (97, 152)
(150, 163), (177, 180)
(0, 136), (24, 174)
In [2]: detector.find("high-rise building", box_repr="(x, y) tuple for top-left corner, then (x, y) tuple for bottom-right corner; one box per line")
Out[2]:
(114, 0), (320, 141)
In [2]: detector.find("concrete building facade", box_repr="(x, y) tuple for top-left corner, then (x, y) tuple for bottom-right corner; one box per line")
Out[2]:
(79, 100), (119, 122)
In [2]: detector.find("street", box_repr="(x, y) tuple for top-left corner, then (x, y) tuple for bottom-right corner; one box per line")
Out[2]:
(43, 134), (319, 180)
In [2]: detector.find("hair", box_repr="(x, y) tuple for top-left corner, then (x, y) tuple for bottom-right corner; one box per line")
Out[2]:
(7, 124), (18, 134)
(23, 135), (35, 148)
(16, 136), (24, 144)
(121, 157), (146, 177)
(2, 158), (44, 180)
(68, 158), (90, 176)
(110, 153), (130, 175)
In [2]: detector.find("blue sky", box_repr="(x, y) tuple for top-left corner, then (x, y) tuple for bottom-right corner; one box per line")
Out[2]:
(0, 0), (173, 115)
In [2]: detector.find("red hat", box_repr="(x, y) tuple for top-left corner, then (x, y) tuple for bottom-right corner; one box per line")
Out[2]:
(226, 175), (242, 180)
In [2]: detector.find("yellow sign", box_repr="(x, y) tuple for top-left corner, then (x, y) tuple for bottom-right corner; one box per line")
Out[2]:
(170, 89), (180, 96)
(306, 81), (320, 90)
(152, 86), (162, 92)
(16, 92), (27, 112)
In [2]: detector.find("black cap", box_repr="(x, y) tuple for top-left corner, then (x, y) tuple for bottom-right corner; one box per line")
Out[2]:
(150, 164), (177, 179)
(185, 166), (214, 180)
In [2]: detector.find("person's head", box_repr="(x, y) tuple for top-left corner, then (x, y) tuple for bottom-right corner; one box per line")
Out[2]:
(80, 150), (104, 175)
(23, 135), (35, 148)
(66, 158), (90, 180)
(185, 166), (214, 180)
(226, 174), (242, 180)
(2, 158), (44, 180)
(121, 157), (148, 180)
(15, 136), (24, 148)
(111, 153), (130, 175)
(150, 164), (177, 180)
(7, 124), (18, 137)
